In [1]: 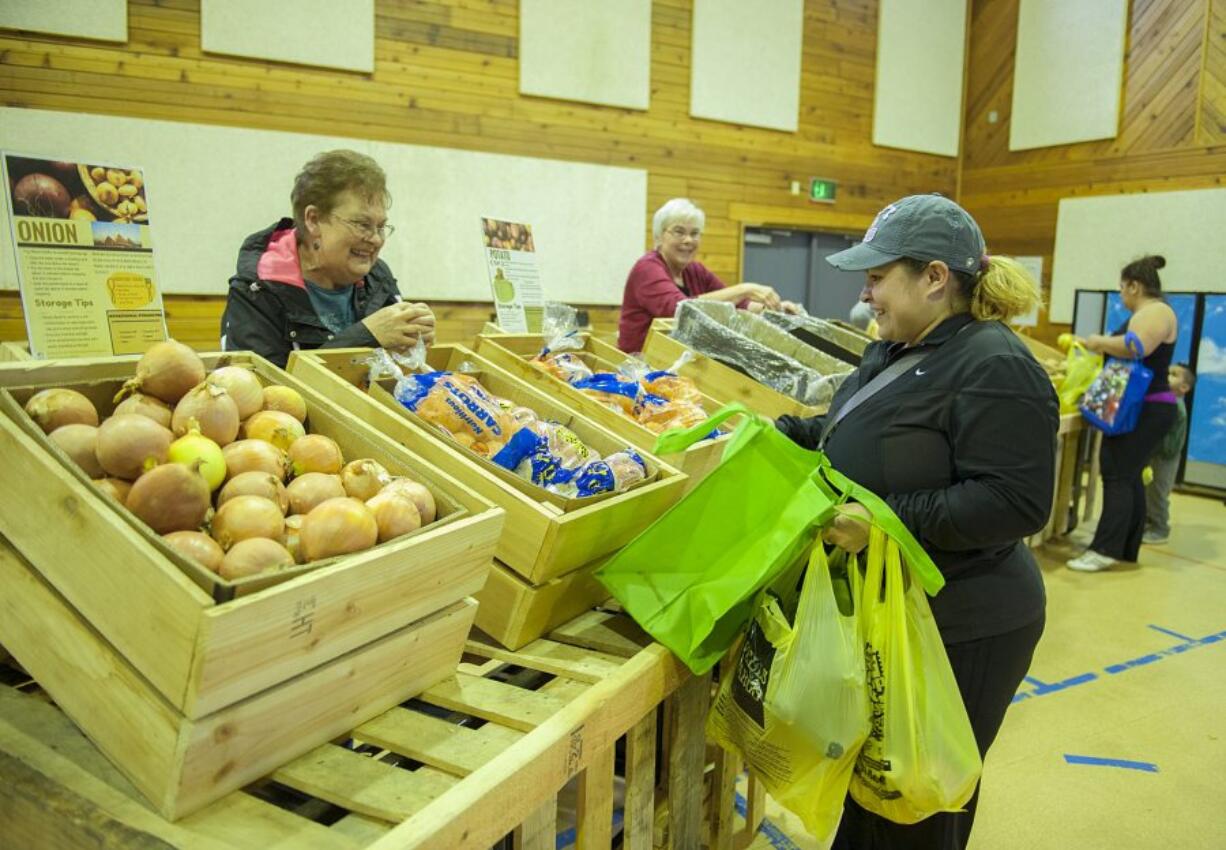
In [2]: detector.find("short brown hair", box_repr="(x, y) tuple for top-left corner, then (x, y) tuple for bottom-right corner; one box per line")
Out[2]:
(291, 150), (390, 239)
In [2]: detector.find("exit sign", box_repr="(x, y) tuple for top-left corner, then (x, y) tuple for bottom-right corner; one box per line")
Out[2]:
(809, 178), (837, 204)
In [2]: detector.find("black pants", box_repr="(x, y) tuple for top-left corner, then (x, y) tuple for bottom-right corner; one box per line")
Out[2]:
(1089, 402), (1179, 561)
(830, 615), (1045, 850)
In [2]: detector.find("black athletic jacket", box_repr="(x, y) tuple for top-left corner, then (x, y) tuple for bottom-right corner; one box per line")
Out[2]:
(220, 218), (402, 368)
(778, 314), (1059, 642)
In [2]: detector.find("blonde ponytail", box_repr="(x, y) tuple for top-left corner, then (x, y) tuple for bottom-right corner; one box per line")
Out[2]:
(971, 255), (1042, 323)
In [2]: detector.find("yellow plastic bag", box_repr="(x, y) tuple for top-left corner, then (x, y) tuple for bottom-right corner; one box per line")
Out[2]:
(1057, 341), (1102, 414)
(849, 528), (982, 824)
(707, 542), (868, 842)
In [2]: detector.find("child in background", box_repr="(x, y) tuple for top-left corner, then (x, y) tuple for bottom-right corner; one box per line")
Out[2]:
(1143, 363), (1196, 544)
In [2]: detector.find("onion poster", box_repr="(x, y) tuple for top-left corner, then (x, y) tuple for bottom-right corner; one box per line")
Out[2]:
(481, 217), (544, 333)
(2, 152), (167, 358)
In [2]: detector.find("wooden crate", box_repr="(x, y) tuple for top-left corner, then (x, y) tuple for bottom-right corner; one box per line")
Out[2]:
(473, 557), (611, 651)
(0, 341), (31, 362)
(0, 352), (503, 727)
(286, 347), (686, 585)
(642, 327), (827, 419)
(0, 533), (477, 820)
(0, 610), (766, 850)
(474, 333), (734, 493)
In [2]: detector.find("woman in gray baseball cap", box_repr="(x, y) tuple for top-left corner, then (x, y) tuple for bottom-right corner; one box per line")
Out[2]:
(777, 194), (1059, 850)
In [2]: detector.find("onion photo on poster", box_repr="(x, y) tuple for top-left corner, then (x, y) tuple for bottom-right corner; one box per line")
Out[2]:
(6, 155), (149, 224)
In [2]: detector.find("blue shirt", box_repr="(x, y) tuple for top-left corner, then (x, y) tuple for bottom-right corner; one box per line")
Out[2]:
(305, 281), (357, 335)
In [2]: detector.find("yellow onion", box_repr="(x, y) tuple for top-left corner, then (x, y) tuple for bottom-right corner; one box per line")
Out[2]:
(221, 439), (289, 482)
(340, 458), (389, 501)
(172, 382), (239, 446)
(262, 385), (307, 423)
(206, 366), (264, 419)
(168, 428), (226, 491)
(379, 478), (437, 524)
(218, 471), (288, 514)
(210, 495), (285, 551)
(220, 538), (294, 579)
(93, 477), (132, 506)
(24, 388), (98, 433)
(287, 472), (346, 516)
(163, 530), (225, 573)
(114, 392), (173, 428)
(48, 423), (104, 478)
(366, 491), (422, 543)
(283, 514), (305, 563)
(299, 497), (378, 561)
(126, 463), (211, 534)
(289, 434), (344, 476)
(243, 410), (305, 451)
(96, 414), (173, 480)
(115, 340), (206, 405)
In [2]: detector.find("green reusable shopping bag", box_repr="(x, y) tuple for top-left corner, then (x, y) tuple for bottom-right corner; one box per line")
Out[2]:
(595, 403), (841, 674)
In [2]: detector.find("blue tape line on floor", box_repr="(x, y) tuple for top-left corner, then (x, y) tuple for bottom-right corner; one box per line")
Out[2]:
(554, 807), (624, 850)
(1012, 623), (1226, 704)
(734, 790), (805, 850)
(1064, 754), (1159, 772)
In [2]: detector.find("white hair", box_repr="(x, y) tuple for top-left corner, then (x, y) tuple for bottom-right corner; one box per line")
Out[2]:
(652, 198), (706, 244)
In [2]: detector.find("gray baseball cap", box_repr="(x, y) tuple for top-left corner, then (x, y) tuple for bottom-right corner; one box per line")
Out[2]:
(826, 194), (986, 274)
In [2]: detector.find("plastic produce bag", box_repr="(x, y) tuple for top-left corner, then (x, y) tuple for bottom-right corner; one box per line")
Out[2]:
(1056, 341), (1102, 414)
(708, 542), (868, 842)
(849, 528), (981, 824)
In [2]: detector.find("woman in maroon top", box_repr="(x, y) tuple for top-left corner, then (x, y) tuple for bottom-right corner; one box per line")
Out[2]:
(617, 198), (795, 353)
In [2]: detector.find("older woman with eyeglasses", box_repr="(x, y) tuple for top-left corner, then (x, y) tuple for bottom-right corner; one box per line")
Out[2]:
(222, 149), (435, 368)
(617, 198), (795, 353)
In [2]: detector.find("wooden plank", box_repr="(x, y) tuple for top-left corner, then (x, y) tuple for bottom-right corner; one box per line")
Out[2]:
(513, 798), (558, 850)
(575, 743), (615, 850)
(473, 558), (611, 651)
(418, 673), (569, 732)
(354, 707), (524, 777)
(622, 710), (657, 850)
(738, 774), (768, 850)
(463, 638), (626, 685)
(548, 611), (651, 659)
(667, 672), (711, 850)
(329, 814), (391, 844)
(273, 744), (459, 822)
(365, 644), (690, 850)
(709, 747), (740, 850)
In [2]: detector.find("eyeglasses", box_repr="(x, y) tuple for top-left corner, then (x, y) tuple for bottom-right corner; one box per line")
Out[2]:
(666, 226), (702, 240)
(332, 215), (395, 241)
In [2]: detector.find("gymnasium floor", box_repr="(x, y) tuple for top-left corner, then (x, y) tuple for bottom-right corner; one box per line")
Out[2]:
(746, 490), (1226, 850)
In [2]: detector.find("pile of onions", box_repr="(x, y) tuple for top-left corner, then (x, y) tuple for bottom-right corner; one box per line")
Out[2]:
(172, 383), (239, 446)
(211, 495), (285, 550)
(221, 538), (294, 579)
(25, 388), (98, 433)
(222, 439), (289, 481)
(367, 491), (422, 542)
(341, 458), (389, 501)
(287, 472), (346, 515)
(243, 410), (305, 451)
(207, 366), (264, 419)
(379, 478), (437, 524)
(163, 530), (225, 573)
(290, 434), (343, 476)
(262, 385), (307, 423)
(93, 477), (132, 505)
(168, 428), (226, 491)
(115, 340), (206, 405)
(96, 415), (173, 480)
(218, 471), (288, 513)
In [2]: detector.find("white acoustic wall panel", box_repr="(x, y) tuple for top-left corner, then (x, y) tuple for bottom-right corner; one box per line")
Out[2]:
(1010, 0), (1128, 151)
(0, 0), (127, 42)
(690, 0), (804, 132)
(1050, 188), (1226, 323)
(201, 0), (374, 73)
(519, 0), (651, 110)
(0, 108), (647, 305)
(872, 0), (967, 157)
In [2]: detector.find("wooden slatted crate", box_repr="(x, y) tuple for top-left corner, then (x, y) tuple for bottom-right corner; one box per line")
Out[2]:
(286, 346), (686, 585)
(641, 327), (827, 420)
(474, 333), (734, 493)
(0, 352), (504, 818)
(0, 609), (767, 849)
(0, 340), (31, 362)
(474, 557), (611, 651)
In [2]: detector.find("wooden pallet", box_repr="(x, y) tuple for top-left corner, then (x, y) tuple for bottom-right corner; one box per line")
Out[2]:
(286, 346), (686, 585)
(0, 611), (765, 850)
(474, 333), (734, 494)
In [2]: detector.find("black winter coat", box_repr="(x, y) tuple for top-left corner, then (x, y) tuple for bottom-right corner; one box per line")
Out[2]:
(221, 219), (402, 368)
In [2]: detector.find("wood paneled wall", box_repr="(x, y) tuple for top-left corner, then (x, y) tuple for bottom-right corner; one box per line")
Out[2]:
(961, 0), (1226, 342)
(0, 0), (957, 351)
